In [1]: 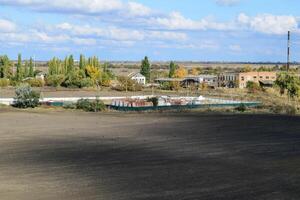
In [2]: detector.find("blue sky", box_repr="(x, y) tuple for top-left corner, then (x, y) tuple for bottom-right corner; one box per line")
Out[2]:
(0, 0), (299, 62)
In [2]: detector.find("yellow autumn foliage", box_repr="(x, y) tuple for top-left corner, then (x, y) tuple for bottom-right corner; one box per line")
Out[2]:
(85, 65), (101, 83)
(190, 68), (200, 76)
(174, 67), (188, 78)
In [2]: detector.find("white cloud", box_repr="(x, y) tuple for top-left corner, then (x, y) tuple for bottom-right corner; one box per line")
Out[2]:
(0, 32), (30, 43)
(215, 0), (240, 6)
(0, 0), (152, 17)
(238, 13), (298, 34)
(54, 22), (187, 42)
(150, 12), (235, 31)
(0, 19), (16, 32)
(127, 2), (152, 17)
(32, 30), (70, 43)
(55, 23), (145, 41)
(148, 31), (187, 41)
(0, 0), (123, 12)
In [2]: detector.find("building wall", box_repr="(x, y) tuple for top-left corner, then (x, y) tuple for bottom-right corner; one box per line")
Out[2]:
(131, 77), (146, 85)
(238, 72), (277, 88)
(218, 73), (239, 88)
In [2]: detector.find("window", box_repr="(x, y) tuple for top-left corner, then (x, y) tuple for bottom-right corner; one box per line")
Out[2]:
(253, 76), (257, 79)
(241, 77), (244, 81)
(260, 76), (263, 79)
(266, 76), (269, 79)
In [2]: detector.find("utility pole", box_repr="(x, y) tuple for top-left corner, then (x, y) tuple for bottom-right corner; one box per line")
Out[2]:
(287, 31), (290, 71)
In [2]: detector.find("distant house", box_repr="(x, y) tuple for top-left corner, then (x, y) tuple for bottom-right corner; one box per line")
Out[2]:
(238, 72), (277, 89)
(155, 78), (184, 84)
(35, 72), (46, 80)
(128, 72), (146, 85)
(218, 72), (239, 88)
(182, 75), (218, 88)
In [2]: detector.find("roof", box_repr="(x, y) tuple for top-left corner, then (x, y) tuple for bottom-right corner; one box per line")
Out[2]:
(239, 71), (277, 76)
(185, 75), (217, 79)
(259, 80), (275, 85)
(128, 72), (145, 78)
(155, 78), (184, 82)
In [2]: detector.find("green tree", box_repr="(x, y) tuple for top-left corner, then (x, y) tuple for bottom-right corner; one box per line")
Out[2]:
(24, 61), (29, 78)
(169, 61), (177, 78)
(48, 57), (62, 75)
(0, 55), (12, 78)
(140, 56), (151, 82)
(29, 57), (34, 77)
(67, 55), (74, 73)
(246, 81), (261, 93)
(275, 72), (288, 95)
(79, 54), (86, 70)
(16, 53), (23, 80)
(87, 56), (100, 68)
(286, 75), (300, 99)
(275, 72), (300, 99)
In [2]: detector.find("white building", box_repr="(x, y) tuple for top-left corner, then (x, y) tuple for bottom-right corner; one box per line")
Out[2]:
(218, 72), (239, 88)
(128, 72), (146, 85)
(35, 72), (46, 80)
(183, 75), (218, 88)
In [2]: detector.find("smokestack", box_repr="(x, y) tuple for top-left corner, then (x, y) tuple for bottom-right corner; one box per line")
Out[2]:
(287, 31), (290, 71)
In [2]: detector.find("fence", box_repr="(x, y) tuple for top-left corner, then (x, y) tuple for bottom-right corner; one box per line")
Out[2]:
(109, 102), (261, 112)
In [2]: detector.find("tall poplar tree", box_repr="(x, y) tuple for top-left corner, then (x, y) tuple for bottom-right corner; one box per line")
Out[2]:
(67, 55), (74, 73)
(24, 61), (29, 78)
(0, 55), (12, 78)
(169, 61), (177, 78)
(140, 56), (151, 82)
(16, 53), (23, 80)
(29, 57), (34, 77)
(79, 54), (86, 70)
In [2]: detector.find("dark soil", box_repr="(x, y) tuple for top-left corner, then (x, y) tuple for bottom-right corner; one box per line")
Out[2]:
(0, 112), (299, 200)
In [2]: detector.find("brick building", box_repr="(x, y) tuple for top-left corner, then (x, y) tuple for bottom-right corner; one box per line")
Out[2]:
(238, 72), (277, 88)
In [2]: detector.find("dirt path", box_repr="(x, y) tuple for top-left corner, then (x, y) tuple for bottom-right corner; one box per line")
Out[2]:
(0, 111), (300, 199)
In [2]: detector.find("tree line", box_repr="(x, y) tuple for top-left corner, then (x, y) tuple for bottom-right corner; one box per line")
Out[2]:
(0, 54), (35, 81)
(47, 54), (114, 88)
(0, 54), (114, 88)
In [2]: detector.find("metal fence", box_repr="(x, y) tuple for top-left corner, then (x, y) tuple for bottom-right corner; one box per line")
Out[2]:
(109, 102), (261, 112)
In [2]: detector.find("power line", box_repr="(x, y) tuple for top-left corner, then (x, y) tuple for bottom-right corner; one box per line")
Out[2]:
(287, 31), (290, 71)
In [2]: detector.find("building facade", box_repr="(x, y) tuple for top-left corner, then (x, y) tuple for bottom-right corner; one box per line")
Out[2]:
(128, 72), (146, 85)
(238, 72), (277, 88)
(183, 75), (218, 88)
(218, 72), (239, 88)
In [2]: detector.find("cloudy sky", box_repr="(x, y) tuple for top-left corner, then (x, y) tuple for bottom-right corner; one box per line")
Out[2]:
(0, 0), (300, 61)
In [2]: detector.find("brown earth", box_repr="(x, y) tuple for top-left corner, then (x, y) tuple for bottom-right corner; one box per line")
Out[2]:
(0, 111), (300, 200)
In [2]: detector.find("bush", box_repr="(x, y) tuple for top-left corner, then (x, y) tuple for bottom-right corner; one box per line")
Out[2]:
(63, 70), (85, 88)
(76, 99), (106, 112)
(114, 76), (142, 91)
(63, 103), (77, 109)
(160, 82), (171, 90)
(46, 74), (65, 87)
(101, 73), (112, 87)
(80, 78), (94, 88)
(271, 104), (297, 115)
(24, 78), (45, 87)
(147, 97), (159, 107)
(235, 103), (246, 112)
(246, 81), (262, 93)
(0, 78), (9, 87)
(13, 84), (40, 108)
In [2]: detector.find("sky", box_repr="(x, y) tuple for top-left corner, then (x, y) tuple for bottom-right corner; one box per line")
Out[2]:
(0, 0), (300, 62)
